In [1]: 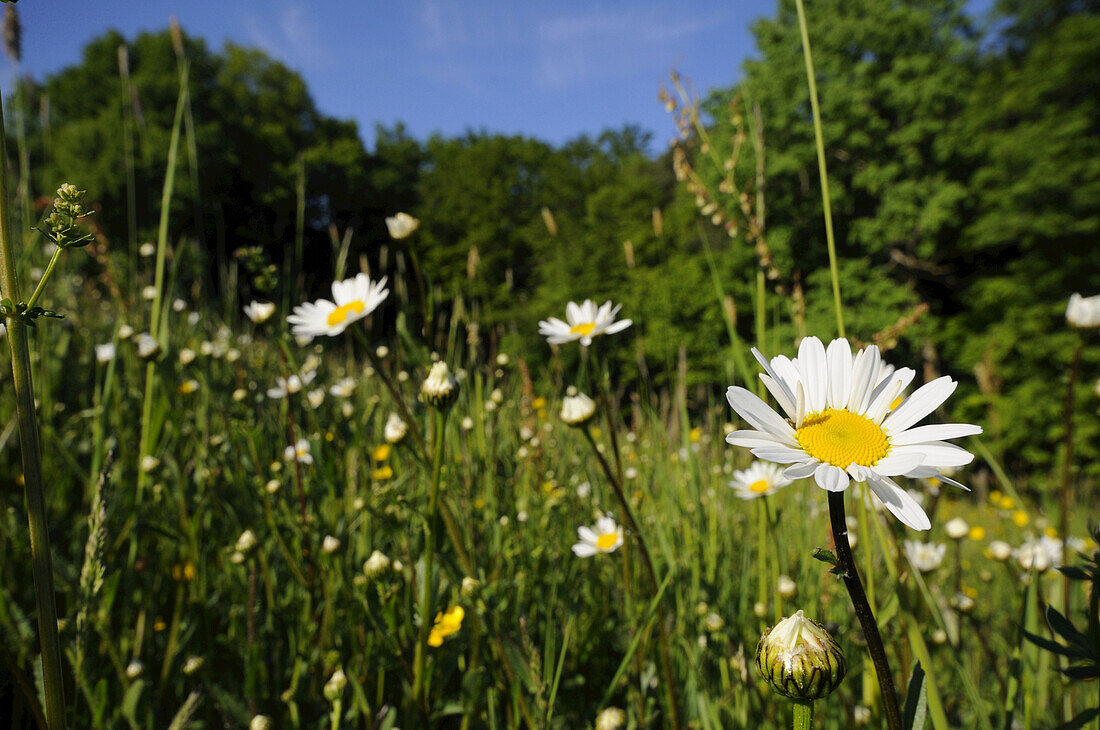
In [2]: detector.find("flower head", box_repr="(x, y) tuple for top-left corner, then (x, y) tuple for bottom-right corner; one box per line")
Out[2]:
(729, 461), (792, 500)
(385, 212), (419, 239)
(287, 273), (389, 340)
(725, 337), (981, 531)
(1065, 293), (1100, 328)
(944, 517), (969, 540)
(428, 605), (464, 647)
(538, 299), (632, 346)
(904, 540), (947, 572)
(95, 343), (116, 363)
(243, 301), (276, 323)
(384, 412), (408, 444)
(572, 515), (624, 557)
(560, 392), (596, 426)
(284, 439), (313, 464)
(421, 361), (458, 409)
(756, 610), (847, 700)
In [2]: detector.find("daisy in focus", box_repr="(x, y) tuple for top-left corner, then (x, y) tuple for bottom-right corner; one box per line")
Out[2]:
(539, 299), (632, 346)
(729, 461), (792, 500)
(287, 273), (389, 340)
(725, 336), (982, 531)
(572, 515), (624, 557)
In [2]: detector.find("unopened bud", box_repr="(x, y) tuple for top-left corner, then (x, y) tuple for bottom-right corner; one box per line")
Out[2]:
(756, 610), (846, 701)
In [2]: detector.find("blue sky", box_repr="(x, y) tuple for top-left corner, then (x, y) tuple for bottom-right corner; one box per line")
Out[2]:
(4, 1), (995, 151)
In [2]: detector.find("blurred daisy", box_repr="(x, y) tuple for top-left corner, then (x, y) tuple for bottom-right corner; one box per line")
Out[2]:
(384, 412), (407, 444)
(243, 301), (276, 323)
(385, 212), (420, 240)
(266, 370), (316, 399)
(287, 273), (389, 340)
(284, 439), (313, 464)
(428, 605), (464, 646)
(729, 461), (791, 500)
(1065, 292), (1100, 328)
(329, 377), (356, 398)
(95, 343), (116, 363)
(572, 515), (624, 557)
(904, 540), (946, 572)
(725, 337), (982, 531)
(538, 299), (632, 346)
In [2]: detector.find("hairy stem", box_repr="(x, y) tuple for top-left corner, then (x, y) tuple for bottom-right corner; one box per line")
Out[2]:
(0, 95), (67, 730)
(828, 492), (901, 730)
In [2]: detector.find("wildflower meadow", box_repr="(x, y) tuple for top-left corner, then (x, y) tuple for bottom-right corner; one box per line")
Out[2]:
(0, 1), (1098, 729)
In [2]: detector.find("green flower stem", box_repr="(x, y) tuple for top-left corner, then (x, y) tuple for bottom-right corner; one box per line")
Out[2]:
(828, 491), (902, 730)
(412, 409), (448, 722)
(24, 245), (62, 311)
(0, 99), (67, 730)
(1058, 340), (1081, 614)
(792, 700), (814, 730)
(794, 0), (845, 339)
(757, 497), (769, 614)
(582, 427), (682, 730)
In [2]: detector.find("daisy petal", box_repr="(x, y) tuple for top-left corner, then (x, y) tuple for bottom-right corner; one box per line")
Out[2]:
(883, 376), (957, 433)
(867, 474), (931, 531)
(725, 387), (797, 442)
(826, 338), (852, 410)
(572, 543), (598, 557)
(783, 460), (820, 480)
(814, 463), (850, 492)
(751, 445), (809, 464)
(890, 423), (983, 445)
(870, 451), (927, 476)
(893, 442), (975, 468)
(796, 337), (828, 413)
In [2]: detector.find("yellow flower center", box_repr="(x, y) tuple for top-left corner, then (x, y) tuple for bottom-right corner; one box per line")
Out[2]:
(749, 479), (771, 494)
(795, 408), (890, 469)
(327, 300), (366, 326)
(596, 532), (618, 550)
(569, 322), (596, 336)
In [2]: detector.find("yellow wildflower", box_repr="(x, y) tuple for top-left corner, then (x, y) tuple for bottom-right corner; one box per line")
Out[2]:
(428, 606), (465, 647)
(371, 465), (393, 481)
(968, 526), (986, 541)
(373, 444), (392, 462)
(1012, 510), (1029, 527)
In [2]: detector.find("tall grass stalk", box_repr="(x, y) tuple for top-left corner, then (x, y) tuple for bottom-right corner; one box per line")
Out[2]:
(136, 63), (187, 501)
(794, 0), (844, 339)
(0, 96), (67, 730)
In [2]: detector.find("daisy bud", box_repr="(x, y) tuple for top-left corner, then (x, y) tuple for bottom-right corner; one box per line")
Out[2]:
(250, 716), (274, 730)
(321, 535), (341, 554)
(384, 412), (407, 444)
(364, 549), (391, 578)
(117, 324), (135, 340)
(777, 575), (797, 599)
(139, 242), (156, 257)
(140, 455), (160, 473)
(182, 655), (204, 675)
(461, 416), (474, 431)
(595, 707), (626, 730)
(235, 529), (258, 553)
(756, 610), (846, 701)
(461, 576), (481, 596)
(178, 348), (196, 365)
(560, 393), (596, 427)
(375, 345), (389, 358)
(495, 353), (509, 366)
(141, 285), (157, 301)
(944, 517), (969, 540)
(420, 361), (458, 409)
(323, 668), (347, 701)
(125, 660), (145, 679)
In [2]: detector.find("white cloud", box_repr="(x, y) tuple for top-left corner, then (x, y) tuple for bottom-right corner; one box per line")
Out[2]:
(241, 2), (330, 70)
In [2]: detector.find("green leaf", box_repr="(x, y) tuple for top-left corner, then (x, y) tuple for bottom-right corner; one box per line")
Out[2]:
(902, 661), (929, 730)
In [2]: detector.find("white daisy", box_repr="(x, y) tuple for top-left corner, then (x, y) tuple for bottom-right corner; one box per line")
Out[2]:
(266, 369), (317, 399)
(287, 273), (389, 340)
(572, 515), (624, 557)
(243, 300), (276, 323)
(903, 540), (947, 572)
(385, 212), (419, 239)
(284, 439), (313, 464)
(329, 377), (357, 398)
(729, 461), (792, 500)
(725, 336), (982, 531)
(538, 299), (632, 346)
(1065, 292), (1100, 328)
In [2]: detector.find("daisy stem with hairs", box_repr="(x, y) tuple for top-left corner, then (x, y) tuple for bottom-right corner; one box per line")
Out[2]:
(793, 700), (814, 730)
(0, 95), (67, 730)
(829, 491), (903, 730)
(581, 427), (682, 730)
(412, 408), (448, 721)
